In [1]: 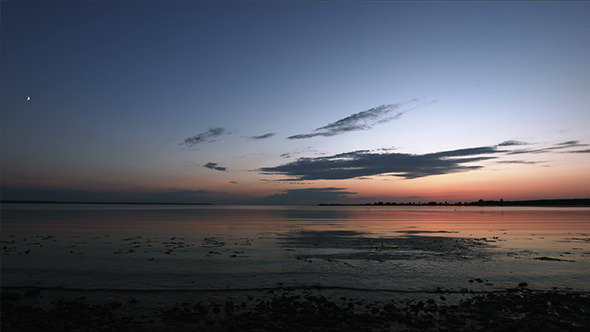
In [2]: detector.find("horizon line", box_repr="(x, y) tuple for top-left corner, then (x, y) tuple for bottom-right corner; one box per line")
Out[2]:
(2, 198), (590, 207)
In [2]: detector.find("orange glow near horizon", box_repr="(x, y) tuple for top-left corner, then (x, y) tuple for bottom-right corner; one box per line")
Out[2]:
(3, 154), (589, 204)
(344, 162), (590, 203)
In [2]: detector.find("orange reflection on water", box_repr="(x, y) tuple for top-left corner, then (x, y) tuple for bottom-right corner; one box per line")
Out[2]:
(289, 206), (590, 255)
(2, 204), (589, 249)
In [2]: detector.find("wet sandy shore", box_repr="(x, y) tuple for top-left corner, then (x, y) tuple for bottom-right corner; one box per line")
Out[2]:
(2, 287), (589, 331)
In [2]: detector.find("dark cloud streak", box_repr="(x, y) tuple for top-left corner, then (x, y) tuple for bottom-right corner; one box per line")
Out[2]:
(203, 162), (227, 172)
(570, 149), (590, 154)
(498, 140), (529, 146)
(259, 147), (500, 181)
(507, 140), (589, 155)
(288, 104), (405, 139)
(182, 127), (225, 147)
(260, 140), (589, 181)
(249, 133), (276, 140)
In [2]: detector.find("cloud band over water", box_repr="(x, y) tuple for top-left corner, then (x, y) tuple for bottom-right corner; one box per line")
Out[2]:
(259, 141), (589, 181)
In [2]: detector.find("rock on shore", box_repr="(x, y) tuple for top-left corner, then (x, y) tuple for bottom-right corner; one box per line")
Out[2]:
(2, 288), (590, 331)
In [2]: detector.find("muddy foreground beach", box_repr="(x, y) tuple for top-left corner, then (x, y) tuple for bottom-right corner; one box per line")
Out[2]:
(2, 286), (590, 331)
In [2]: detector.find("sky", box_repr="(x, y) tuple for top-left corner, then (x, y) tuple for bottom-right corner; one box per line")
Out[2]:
(1, 1), (590, 205)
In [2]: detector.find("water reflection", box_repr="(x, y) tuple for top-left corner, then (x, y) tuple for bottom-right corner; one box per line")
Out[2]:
(1, 204), (589, 292)
(270, 207), (354, 221)
(280, 229), (494, 261)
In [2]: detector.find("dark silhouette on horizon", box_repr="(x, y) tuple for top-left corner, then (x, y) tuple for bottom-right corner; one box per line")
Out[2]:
(320, 198), (590, 207)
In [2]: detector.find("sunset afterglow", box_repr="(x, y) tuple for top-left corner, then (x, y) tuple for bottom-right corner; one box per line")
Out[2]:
(1, 2), (589, 204)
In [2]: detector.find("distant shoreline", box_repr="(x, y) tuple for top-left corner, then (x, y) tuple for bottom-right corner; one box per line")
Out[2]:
(319, 198), (590, 207)
(0, 200), (214, 206)
(1, 198), (589, 207)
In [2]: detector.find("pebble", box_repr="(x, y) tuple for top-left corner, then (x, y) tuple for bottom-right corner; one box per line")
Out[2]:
(2, 289), (590, 331)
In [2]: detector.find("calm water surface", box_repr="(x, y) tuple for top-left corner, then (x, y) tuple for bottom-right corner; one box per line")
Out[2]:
(2, 204), (589, 305)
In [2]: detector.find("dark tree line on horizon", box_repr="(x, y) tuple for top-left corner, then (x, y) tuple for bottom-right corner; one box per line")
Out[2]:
(320, 198), (590, 207)
(2, 198), (589, 207)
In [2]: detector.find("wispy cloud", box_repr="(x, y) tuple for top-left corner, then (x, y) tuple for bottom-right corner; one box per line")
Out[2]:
(203, 162), (227, 172)
(288, 104), (405, 139)
(249, 133), (276, 140)
(570, 149), (590, 154)
(497, 160), (541, 165)
(182, 127), (225, 147)
(507, 140), (589, 155)
(280, 147), (321, 159)
(261, 139), (589, 181)
(498, 140), (529, 146)
(558, 140), (585, 147)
